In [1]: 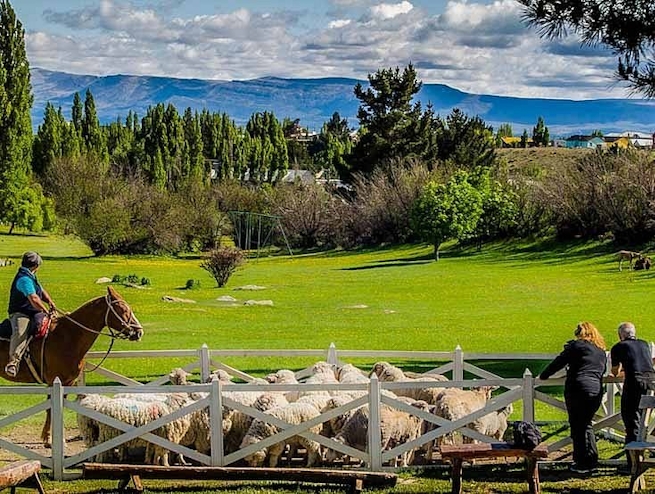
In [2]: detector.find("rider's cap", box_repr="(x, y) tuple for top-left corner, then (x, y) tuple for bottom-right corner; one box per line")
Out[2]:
(21, 251), (43, 269)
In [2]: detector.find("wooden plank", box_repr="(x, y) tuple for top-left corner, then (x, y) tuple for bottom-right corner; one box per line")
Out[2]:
(0, 460), (41, 488)
(82, 464), (398, 488)
(625, 441), (655, 451)
(440, 442), (549, 459)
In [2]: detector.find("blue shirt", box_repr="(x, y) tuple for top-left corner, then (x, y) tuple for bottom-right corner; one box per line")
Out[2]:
(15, 267), (38, 296)
(8, 267), (43, 317)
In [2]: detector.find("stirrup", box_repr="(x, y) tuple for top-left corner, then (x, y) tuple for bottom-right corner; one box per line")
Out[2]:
(4, 362), (18, 377)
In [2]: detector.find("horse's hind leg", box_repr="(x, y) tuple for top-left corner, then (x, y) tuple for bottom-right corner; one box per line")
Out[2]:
(41, 410), (51, 447)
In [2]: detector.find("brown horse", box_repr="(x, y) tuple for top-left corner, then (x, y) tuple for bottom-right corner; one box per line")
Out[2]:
(0, 286), (143, 445)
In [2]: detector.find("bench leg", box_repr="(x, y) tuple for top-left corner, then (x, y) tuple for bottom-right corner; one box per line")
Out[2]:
(32, 472), (46, 494)
(349, 478), (364, 494)
(451, 458), (463, 494)
(629, 451), (647, 493)
(526, 457), (540, 494)
(132, 474), (144, 492)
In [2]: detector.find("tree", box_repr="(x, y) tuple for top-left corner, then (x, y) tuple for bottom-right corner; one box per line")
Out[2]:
(495, 123), (513, 147)
(411, 171), (483, 260)
(519, 0), (655, 97)
(532, 116), (549, 147)
(82, 89), (108, 164)
(435, 108), (496, 172)
(520, 129), (529, 148)
(0, 0), (49, 232)
(350, 64), (437, 175)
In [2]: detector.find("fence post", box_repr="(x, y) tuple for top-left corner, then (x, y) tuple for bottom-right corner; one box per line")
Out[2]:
(51, 378), (64, 481)
(210, 377), (224, 466)
(78, 370), (86, 386)
(327, 342), (338, 366)
(200, 344), (211, 383)
(368, 375), (382, 471)
(454, 345), (464, 381)
(522, 368), (535, 423)
(605, 351), (615, 418)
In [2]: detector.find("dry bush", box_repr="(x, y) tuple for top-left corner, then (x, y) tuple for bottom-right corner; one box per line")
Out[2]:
(201, 247), (246, 287)
(269, 182), (340, 249)
(538, 149), (655, 242)
(339, 159), (435, 246)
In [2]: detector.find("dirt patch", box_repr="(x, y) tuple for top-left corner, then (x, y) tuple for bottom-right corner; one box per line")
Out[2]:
(0, 425), (85, 463)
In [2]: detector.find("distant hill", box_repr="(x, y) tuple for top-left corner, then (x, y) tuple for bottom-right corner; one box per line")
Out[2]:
(30, 68), (655, 136)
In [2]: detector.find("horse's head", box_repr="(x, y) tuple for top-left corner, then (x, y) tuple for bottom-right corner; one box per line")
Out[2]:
(105, 286), (143, 341)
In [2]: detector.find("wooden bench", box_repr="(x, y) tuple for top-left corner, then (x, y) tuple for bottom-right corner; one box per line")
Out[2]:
(82, 463), (397, 494)
(625, 394), (655, 493)
(0, 460), (45, 494)
(440, 442), (549, 494)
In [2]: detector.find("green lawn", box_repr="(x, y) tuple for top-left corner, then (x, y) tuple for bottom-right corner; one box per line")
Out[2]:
(0, 233), (648, 492)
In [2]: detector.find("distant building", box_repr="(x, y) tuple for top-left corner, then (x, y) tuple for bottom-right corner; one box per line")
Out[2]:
(500, 136), (533, 148)
(603, 135), (631, 150)
(281, 169), (315, 184)
(565, 135), (604, 149)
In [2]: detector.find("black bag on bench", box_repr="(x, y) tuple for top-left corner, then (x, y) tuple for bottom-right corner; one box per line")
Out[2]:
(512, 421), (542, 450)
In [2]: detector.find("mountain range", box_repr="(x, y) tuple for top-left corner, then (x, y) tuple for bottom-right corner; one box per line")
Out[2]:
(30, 68), (655, 137)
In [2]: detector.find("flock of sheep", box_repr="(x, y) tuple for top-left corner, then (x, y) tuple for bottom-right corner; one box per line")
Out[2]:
(76, 361), (513, 468)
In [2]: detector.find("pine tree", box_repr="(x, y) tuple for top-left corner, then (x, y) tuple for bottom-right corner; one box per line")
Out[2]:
(0, 0), (36, 231)
(32, 102), (65, 175)
(71, 92), (83, 133)
(82, 89), (108, 163)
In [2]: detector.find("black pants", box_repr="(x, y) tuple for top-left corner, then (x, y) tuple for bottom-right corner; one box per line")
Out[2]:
(622, 379), (653, 445)
(565, 390), (603, 468)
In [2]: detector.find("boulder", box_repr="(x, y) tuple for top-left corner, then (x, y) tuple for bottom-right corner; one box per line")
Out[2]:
(162, 295), (197, 304)
(217, 295), (238, 302)
(233, 285), (267, 291)
(95, 277), (113, 284)
(244, 300), (274, 306)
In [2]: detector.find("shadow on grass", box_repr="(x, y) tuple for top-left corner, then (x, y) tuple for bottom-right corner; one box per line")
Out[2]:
(341, 261), (432, 270)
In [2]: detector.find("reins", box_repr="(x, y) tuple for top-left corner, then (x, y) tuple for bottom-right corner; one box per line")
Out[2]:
(46, 294), (139, 375)
(55, 294), (138, 340)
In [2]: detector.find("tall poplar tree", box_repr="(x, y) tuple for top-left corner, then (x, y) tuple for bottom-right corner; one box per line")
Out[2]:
(0, 0), (48, 231)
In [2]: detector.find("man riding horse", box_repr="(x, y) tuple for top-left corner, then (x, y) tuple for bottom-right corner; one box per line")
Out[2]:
(5, 252), (57, 377)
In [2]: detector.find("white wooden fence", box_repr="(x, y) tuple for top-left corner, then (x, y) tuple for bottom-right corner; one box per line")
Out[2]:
(0, 343), (644, 481)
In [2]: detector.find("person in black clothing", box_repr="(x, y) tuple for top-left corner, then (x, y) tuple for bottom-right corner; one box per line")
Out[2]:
(610, 322), (655, 468)
(539, 321), (607, 474)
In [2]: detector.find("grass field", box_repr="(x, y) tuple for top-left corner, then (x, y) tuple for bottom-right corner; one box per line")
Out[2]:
(0, 231), (651, 492)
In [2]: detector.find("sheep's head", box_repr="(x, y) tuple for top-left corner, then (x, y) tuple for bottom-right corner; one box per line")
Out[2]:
(368, 361), (391, 377)
(168, 368), (190, 385)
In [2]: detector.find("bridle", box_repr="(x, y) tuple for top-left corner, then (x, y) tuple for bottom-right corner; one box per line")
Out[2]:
(58, 293), (142, 340)
(49, 293), (142, 375)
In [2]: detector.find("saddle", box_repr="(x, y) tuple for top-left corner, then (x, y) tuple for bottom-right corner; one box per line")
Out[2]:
(0, 313), (52, 340)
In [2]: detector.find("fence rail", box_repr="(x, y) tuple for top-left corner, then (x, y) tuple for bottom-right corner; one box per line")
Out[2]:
(0, 343), (647, 481)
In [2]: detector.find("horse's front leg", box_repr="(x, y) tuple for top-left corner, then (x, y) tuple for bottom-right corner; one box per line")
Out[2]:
(41, 409), (51, 447)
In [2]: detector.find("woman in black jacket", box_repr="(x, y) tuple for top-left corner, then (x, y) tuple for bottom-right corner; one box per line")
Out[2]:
(539, 321), (607, 473)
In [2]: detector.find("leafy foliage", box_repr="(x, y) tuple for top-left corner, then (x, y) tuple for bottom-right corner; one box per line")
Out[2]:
(411, 171), (484, 260)
(351, 64), (438, 175)
(200, 246), (246, 287)
(519, 0), (655, 97)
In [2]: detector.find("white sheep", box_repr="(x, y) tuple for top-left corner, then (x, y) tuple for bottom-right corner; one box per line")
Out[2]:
(91, 393), (193, 466)
(335, 364), (369, 384)
(466, 403), (513, 442)
(378, 365), (448, 404)
(325, 399), (427, 467)
(240, 402), (322, 467)
(428, 387), (495, 449)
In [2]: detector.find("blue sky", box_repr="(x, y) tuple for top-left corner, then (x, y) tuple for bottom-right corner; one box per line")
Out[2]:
(13, 0), (626, 99)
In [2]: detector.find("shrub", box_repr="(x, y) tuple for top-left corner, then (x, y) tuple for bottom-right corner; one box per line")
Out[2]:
(201, 247), (246, 287)
(125, 274), (140, 284)
(112, 274), (123, 283)
(185, 279), (201, 290)
(140, 277), (151, 286)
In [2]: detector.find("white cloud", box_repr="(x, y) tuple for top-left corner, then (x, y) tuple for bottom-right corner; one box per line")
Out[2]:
(329, 19), (352, 29)
(370, 1), (414, 20)
(30, 0), (629, 100)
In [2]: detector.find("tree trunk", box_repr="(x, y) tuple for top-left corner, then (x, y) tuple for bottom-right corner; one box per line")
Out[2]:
(8, 222), (14, 235)
(434, 243), (440, 261)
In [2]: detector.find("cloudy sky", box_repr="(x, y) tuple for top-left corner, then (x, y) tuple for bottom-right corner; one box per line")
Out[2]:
(14, 0), (629, 100)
